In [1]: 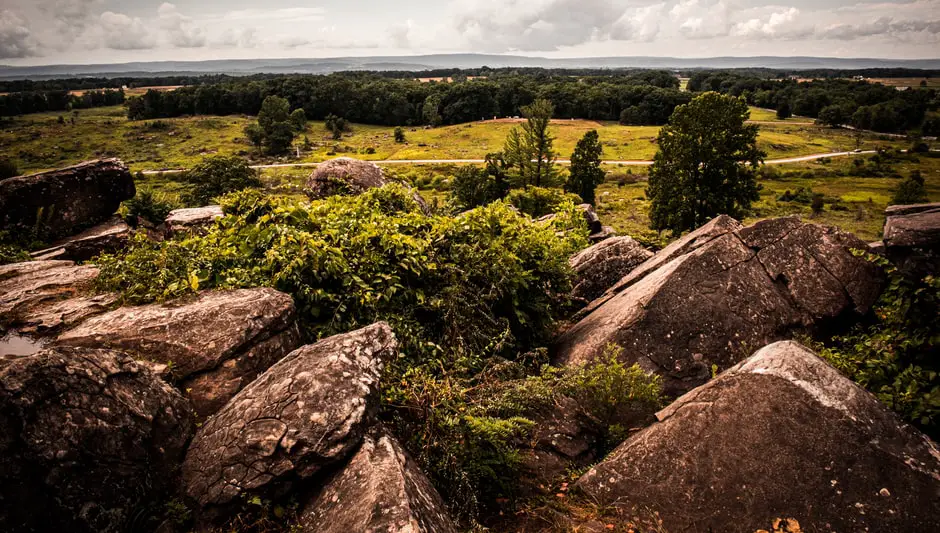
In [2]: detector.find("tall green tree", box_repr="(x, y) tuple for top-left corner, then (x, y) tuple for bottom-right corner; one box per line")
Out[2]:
(565, 130), (605, 204)
(504, 99), (557, 188)
(258, 95), (290, 133)
(255, 95), (295, 155)
(647, 92), (764, 234)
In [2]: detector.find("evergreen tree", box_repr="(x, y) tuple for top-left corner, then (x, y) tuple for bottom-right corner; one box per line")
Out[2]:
(647, 92), (764, 234)
(503, 99), (557, 187)
(776, 101), (791, 120)
(565, 130), (605, 204)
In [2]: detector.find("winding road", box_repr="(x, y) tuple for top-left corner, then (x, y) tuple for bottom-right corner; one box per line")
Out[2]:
(141, 150), (879, 175)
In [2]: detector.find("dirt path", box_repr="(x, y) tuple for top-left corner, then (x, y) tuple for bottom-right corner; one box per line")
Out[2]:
(140, 150), (878, 175)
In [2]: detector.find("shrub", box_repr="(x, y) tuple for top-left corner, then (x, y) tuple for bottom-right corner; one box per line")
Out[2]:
(290, 108), (307, 132)
(181, 155), (261, 206)
(394, 126), (406, 143)
(0, 157), (18, 180)
(818, 254), (939, 438)
(123, 189), (179, 225)
(506, 186), (582, 218)
(892, 170), (929, 205)
(777, 187), (815, 204)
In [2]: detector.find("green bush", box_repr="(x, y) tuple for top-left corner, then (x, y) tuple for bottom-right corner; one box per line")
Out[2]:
(123, 189), (179, 225)
(818, 253), (939, 438)
(181, 155), (262, 206)
(0, 157), (19, 180)
(506, 186), (583, 218)
(892, 170), (929, 205)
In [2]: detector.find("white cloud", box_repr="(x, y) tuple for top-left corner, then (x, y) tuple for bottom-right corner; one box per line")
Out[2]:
(732, 7), (812, 39)
(158, 2), (206, 48)
(97, 11), (156, 50)
(0, 10), (37, 59)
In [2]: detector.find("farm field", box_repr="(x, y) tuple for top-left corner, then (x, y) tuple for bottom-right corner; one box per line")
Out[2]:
(1, 105), (902, 173)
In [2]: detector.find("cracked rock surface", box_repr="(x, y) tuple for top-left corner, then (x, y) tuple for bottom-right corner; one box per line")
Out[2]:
(553, 216), (882, 394)
(181, 322), (397, 511)
(30, 216), (131, 261)
(164, 205), (224, 237)
(576, 341), (940, 533)
(569, 236), (653, 304)
(0, 260), (115, 338)
(882, 202), (940, 277)
(298, 426), (457, 533)
(57, 288), (302, 418)
(0, 346), (194, 533)
(0, 158), (135, 240)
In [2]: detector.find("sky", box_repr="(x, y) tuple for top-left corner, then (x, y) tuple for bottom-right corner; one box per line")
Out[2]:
(0, 0), (938, 65)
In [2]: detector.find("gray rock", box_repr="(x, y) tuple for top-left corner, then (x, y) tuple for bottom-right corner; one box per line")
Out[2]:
(30, 216), (131, 261)
(569, 236), (653, 304)
(554, 216), (882, 394)
(0, 346), (194, 533)
(57, 288), (302, 418)
(180, 322), (397, 510)
(576, 341), (940, 533)
(0, 260), (113, 338)
(298, 426), (457, 533)
(164, 205), (224, 237)
(588, 225), (616, 243)
(882, 202), (940, 276)
(0, 159), (135, 240)
(304, 158), (429, 211)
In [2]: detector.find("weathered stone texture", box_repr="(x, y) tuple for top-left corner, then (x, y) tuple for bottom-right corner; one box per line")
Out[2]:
(576, 341), (940, 533)
(298, 426), (457, 533)
(0, 159), (135, 240)
(0, 346), (194, 533)
(181, 322), (396, 510)
(57, 288), (302, 417)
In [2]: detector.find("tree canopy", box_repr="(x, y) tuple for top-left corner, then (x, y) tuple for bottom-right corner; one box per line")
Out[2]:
(565, 130), (605, 204)
(647, 92), (764, 234)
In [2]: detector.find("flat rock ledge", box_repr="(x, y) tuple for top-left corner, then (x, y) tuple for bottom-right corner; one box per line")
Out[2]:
(181, 322), (397, 513)
(576, 341), (940, 533)
(57, 287), (302, 418)
(298, 426), (457, 533)
(554, 215), (883, 394)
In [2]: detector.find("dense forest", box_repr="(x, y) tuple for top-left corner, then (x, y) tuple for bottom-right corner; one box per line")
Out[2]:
(690, 71), (939, 134)
(0, 89), (125, 116)
(122, 71), (687, 126)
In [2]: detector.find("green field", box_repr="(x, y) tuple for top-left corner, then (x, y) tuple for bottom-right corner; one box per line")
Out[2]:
(1, 105), (900, 174)
(5, 104), (935, 243)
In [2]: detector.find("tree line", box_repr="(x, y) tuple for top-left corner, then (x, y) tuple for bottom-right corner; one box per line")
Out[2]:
(123, 72), (688, 126)
(688, 71), (938, 134)
(0, 89), (125, 117)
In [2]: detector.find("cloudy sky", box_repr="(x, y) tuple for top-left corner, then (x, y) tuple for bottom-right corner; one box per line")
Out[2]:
(1, 0), (938, 64)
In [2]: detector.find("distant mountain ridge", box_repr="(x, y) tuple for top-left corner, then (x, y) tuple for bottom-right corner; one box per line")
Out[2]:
(2, 54), (939, 79)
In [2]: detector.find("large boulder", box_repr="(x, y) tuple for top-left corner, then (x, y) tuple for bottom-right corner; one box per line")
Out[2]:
(569, 236), (652, 304)
(163, 205), (223, 237)
(57, 288), (302, 418)
(0, 159), (135, 240)
(30, 216), (131, 261)
(0, 346), (194, 533)
(0, 260), (115, 339)
(180, 322), (396, 511)
(882, 202), (940, 277)
(576, 341), (940, 533)
(554, 216), (882, 394)
(304, 157), (428, 211)
(298, 426), (457, 533)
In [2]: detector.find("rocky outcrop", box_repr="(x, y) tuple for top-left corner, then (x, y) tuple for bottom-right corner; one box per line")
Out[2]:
(0, 159), (135, 240)
(298, 426), (457, 533)
(569, 236), (652, 304)
(181, 322), (396, 511)
(30, 217), (131, 261)
(576, 341), (940, 533)
(0, 260), (114, 339)
(554, 216), (882, 394)
(304, 157), (428, 211)
(164, 205), (224, 237)
(882, 202), (939, 277)
(0, 346), (194, 533)
(57, 288), (302, 418)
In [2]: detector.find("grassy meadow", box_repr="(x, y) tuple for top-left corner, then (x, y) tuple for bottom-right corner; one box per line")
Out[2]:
(1, 105), (901, 174)
(3, 103), (935, 243)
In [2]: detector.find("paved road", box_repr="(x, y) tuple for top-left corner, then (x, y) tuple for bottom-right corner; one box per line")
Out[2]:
(139, 150), (878, 175)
